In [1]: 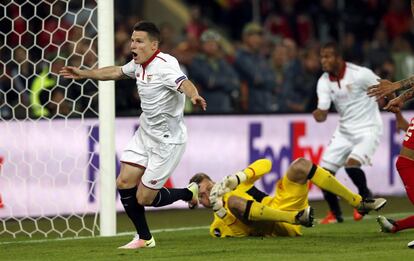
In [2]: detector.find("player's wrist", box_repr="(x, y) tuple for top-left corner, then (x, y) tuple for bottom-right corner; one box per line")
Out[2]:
(215, 207), (227, 218)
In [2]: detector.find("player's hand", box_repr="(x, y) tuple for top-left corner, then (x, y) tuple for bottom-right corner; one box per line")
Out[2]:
(367, 79), (399, 100)
(210, 182), (230, 199)
(222, 172), (245, 190)
(384, 96), (404, 113)
(312, 109), (327, 122)
(59, 66), (85, 80)
(209, 187), (224, 210)
(191, 95), (207, 111)
(209, 192), (227, 218)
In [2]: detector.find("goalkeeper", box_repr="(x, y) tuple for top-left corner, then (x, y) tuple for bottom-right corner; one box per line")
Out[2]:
(189, 158), (387, 238)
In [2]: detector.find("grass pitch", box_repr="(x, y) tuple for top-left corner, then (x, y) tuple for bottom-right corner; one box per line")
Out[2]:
(1, 197), (414, 261)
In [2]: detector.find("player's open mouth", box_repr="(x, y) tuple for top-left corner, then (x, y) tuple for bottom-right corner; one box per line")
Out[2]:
(131, 51), (137, 58)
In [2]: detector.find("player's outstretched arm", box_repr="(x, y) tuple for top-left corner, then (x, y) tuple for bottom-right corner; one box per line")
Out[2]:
(179, 80), (207, 111)
(395, 111), (410, 132)
(59, 66), (125, 81)
(367, 77), (414, 100)
(384, 88), (414, 113)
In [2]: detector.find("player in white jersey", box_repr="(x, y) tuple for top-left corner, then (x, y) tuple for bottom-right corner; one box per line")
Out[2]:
(312, 42), (383, 224)
(60, 21), (206, 249)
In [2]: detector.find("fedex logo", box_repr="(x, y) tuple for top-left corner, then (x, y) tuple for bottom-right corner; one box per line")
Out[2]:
(249, 121), (324, 194)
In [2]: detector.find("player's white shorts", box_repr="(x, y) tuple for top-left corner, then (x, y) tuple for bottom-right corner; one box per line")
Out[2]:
(320, 127), (381, 173)
(120, 128), (186, 189)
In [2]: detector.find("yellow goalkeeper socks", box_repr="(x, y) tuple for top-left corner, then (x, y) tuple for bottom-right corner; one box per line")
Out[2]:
(247, 201), (297, 223)
(309, 165), (362, 208)
(243, 159), (272, 179)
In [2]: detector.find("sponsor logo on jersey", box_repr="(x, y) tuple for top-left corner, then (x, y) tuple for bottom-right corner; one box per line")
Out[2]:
(213, 228), (221, 237)
(150, 179), (158, 185)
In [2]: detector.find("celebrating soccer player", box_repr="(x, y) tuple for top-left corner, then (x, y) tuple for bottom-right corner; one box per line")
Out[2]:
(60, 21), (206, 249)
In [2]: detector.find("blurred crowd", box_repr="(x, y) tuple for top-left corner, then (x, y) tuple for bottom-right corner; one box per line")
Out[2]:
(2, 0), (414, 119)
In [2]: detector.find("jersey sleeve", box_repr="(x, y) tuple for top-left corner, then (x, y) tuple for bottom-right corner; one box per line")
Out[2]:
(316, 77), (331, 110)
(242, 159), (272, 185)
(160, 58), (188, 90)
(121, 59), (137, 79)
(358, 67), (380, 90)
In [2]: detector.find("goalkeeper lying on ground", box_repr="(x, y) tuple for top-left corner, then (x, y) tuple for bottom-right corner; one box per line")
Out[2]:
(188, 158), (387, 238)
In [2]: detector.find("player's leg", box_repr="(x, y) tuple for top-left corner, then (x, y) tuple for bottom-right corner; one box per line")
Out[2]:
(320, 171), (344, 224)
(306, 159), (386, 214)
(344, 158), (369, 221)
(226, 195), (313, 227)
(377, 215), (414, 233)
(116, 129), (153, 249)
(378, 156), (414, 233)
(346, 129), (381, 220)
(345, 158), (371, 199)
(319, 132), (351, 223)
(116, 162), (154, 248)
(138, 143), (196, 208)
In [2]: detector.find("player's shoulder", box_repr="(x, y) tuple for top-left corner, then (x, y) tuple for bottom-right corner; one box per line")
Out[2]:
(346, 62), (373, 75)
(156, 52), (179, 64)
(317, 72), (330, 85)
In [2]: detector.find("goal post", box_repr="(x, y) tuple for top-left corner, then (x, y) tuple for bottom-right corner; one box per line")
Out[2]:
(0, 0), (116, 238)
(97, 0), (116, 237)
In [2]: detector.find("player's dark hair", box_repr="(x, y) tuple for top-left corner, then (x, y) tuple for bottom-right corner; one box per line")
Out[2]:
(322, 41), (342, 57)
(133, 21), (161, 42)
(189, 173), (212, 185)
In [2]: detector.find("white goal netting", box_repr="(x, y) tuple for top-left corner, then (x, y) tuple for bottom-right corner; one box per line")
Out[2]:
(0, 0), (102, 238)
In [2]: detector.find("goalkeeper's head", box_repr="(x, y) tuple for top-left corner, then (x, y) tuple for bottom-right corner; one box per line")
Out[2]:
(189, 173), (215, 208)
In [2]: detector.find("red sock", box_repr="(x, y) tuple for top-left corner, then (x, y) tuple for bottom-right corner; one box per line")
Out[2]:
(395, 215), (414, 232)
(396, 156), (414, 204)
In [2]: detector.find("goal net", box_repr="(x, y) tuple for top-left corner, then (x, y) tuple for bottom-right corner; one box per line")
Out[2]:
(0, 0), (112, 238)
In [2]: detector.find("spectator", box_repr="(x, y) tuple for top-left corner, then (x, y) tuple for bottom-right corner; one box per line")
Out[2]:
(381, 0), (412, 40)
(365, 25), (392, 69)
(234, 23), (275, 113)
(264, 0), (313, 47)
(159, 22), (180, 55)
(391, 36), (414, 80)
(188, 30), (240, 113)
(284, 49), (321, 112)
(310, 0), (339, 42)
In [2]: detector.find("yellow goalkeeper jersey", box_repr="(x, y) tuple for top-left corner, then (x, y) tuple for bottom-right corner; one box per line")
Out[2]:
(209, 159), (307, 238)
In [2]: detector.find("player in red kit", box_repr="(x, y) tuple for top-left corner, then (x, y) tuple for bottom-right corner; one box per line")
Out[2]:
(368, 71), (414, 248)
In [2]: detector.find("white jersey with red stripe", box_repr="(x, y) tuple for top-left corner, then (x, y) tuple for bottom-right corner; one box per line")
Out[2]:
(122, 50), (188, 144)
(316, 62), (383, 135)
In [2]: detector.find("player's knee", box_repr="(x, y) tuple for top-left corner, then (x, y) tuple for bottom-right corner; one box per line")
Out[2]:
(289, 157), (312, 180)
(137, 194), (153, 206)
(345, 158), (361, 168)
(116, 175), (131, 189)
(227, 196), (245, 218)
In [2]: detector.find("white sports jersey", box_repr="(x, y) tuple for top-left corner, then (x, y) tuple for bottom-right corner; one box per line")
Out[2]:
(122, 50), (188, 144)
(316, 62), (383, 134)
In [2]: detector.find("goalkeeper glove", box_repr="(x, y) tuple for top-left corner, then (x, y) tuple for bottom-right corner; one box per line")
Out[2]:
(209, 190), (227, 218)
(222, 171), (247, 191)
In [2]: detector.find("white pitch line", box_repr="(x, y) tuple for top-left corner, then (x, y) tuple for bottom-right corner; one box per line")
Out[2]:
(0, 225), (209, 246)
(1, 211), (413, 246)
